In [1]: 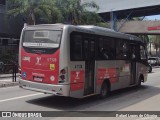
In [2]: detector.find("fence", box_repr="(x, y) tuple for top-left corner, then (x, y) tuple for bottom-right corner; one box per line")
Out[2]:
(0, 63), (18, 82)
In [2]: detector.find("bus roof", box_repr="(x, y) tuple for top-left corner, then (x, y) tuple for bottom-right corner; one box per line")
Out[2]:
(23, 24), (142, 42)
(78, 25), (142, 42)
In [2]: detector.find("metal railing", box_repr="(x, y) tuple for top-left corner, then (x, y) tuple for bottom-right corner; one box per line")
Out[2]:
(0, 63), (18, 82)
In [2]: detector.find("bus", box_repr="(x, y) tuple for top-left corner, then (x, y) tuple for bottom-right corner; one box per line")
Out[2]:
(19, 24), (148, 98)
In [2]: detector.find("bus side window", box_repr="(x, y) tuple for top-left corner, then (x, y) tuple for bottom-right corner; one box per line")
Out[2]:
(140, 45), (147, 60)
(98, 37), (105, 59)
(84, 40), (89, 60)
(116, 40), (129, 59)
(98, 37), (115, 60)
(70, 34), (83, 60)
(131, 46), (136, 59)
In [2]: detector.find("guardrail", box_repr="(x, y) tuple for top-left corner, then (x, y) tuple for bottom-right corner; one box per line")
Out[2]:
(0, 64), (18, 82)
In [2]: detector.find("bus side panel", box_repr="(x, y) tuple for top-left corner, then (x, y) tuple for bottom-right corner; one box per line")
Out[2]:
(59, 26), (87, 98)
(95, 60), (117, 94)
(111, 60), (131, 91)
(61, 27), (86, 98)
(69, 62), (85, 98)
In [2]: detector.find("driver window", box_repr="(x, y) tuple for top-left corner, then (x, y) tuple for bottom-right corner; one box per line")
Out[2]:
(140, 45), (147, 60)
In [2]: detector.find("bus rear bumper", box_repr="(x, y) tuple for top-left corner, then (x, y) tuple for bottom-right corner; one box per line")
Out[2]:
(19, 79), (70, 96)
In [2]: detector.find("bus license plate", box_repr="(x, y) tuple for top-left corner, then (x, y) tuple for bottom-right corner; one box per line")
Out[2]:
(34, 76), (43, 82)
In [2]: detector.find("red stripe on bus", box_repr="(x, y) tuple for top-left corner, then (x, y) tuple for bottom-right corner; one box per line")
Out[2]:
(70, 83), (84, 91)
(96, 79), (103, 86)
(97, 68), (118, 84)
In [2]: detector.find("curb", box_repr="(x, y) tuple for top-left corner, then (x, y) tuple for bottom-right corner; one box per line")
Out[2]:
(0, 75), (19, 79)
(0, 82), (19, 88)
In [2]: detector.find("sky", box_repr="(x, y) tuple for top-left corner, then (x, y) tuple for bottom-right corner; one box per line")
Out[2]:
(145, 15), (160, 20)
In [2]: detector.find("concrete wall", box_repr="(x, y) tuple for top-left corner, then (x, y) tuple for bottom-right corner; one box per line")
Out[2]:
(117, 20), (160, 34)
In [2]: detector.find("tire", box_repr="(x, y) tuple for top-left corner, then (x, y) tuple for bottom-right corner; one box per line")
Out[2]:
(137, 77), (142, 87)
(137, 79), (141, 87)
(99, 82), (109, 98)
(148, 64), (152, 73)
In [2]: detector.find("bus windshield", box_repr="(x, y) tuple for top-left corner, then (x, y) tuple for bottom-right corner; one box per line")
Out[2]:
(22, 30), (62, 48)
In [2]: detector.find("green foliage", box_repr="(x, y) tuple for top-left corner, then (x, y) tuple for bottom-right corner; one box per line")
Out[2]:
(96, 22), (110, 28)
(7, 0), (63, 24)
(7, 0), (101, 25)
(137, 35), (149, 45)
(149, 35), (160, 56)
(55, 0), (100, 25)
(151, 36), (160, 48)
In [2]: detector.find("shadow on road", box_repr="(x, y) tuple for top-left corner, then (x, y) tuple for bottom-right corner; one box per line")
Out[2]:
(26, 85), (160, 111)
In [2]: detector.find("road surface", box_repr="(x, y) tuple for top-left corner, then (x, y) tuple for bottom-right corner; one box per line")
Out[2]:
(0, 67), (160, 120)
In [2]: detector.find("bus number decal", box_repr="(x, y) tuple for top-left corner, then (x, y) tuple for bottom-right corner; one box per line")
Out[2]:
(47, 58), (57, 62)
(75, 65), (83, 69)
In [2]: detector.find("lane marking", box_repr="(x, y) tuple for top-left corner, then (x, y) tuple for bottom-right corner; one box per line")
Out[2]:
(0, 93), (43, 103)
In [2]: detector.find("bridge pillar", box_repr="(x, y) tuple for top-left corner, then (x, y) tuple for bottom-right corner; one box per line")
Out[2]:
(110, 11), (117, 31)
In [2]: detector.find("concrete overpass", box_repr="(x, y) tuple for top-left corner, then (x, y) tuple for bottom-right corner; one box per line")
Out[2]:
(84, 0), (160, 20)
(117, 20), (160, 35)
(84, 0), (160, 31)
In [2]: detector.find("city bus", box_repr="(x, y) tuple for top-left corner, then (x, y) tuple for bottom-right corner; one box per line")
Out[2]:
(19, 24), (148, 98)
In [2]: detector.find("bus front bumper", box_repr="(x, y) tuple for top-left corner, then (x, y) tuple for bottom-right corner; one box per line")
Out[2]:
(19, 79), (70, 96)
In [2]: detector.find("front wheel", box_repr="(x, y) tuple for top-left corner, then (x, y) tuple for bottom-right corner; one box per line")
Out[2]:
(99, 82), (109, 98)
(148, 64), (152, 73)
(137, 77), (142, 87)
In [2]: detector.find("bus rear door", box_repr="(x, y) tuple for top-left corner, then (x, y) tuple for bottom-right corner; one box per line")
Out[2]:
(83, 37), (95, 96)
(130, 44), (139, 85)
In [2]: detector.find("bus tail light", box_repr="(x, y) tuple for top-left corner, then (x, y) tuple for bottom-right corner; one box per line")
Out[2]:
(59, 67), (68, 83)
(60, 69), (66, 74)
(18, 66), (22, 78)
(18, 66), (21, 74)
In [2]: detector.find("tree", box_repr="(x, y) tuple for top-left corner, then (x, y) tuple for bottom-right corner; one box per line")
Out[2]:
(151, 35), (160, 56)
(55, 0), (101, 25)
(7, 0), (62, 25)
(7, 0), (105, 26)
(148, 35), (153, 55)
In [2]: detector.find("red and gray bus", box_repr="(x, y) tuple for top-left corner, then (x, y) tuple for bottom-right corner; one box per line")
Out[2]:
(19, 24), (148, 98)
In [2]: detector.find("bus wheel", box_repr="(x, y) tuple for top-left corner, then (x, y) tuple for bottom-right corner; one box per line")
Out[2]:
(137, 77), (142, 87)
(99, 82), (109, 98)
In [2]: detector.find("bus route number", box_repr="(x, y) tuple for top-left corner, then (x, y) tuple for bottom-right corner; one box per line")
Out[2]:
(75, 65), (82, 69)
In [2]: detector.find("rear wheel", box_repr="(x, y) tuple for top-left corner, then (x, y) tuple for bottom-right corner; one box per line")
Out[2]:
(148, 64), (152, 73)
(137, 79), (141, 87)
(99, 82), (109, 98)
(137, 76), (143, 87)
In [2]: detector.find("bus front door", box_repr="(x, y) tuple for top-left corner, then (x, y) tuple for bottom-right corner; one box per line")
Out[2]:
(130, 45), (137, 85)
(84, 39), (95, 96)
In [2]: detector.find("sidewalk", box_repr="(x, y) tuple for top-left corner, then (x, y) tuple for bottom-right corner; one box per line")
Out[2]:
(0, 74), (19, 88)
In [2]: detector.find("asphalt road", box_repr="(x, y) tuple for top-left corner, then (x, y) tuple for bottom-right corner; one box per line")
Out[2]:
(0, 67), (160, 120)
